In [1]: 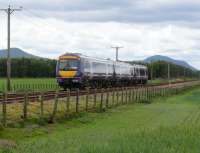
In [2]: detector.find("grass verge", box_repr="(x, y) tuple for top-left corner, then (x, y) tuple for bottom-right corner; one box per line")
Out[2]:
(0, 87), (200, 153)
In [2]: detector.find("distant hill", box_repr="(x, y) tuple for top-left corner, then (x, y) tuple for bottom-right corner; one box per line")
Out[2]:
(144, 55), (197, 71)
(0, 48), (40, 58)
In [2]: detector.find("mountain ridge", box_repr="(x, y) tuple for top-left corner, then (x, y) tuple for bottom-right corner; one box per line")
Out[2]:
(144, 55), (197, 71)
(0, 48), (197, 71)
(0, 48), (41, 59)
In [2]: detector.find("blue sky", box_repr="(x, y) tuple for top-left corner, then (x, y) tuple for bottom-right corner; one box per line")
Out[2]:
(0, 0), (200, 68)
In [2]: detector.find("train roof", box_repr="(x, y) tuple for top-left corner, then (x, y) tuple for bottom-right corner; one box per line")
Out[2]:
(60, 53), (114, 63)
(60, 53), (147, 69)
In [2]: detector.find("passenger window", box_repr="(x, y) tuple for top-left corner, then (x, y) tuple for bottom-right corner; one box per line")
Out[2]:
(84, 61), (90, 72)
(93, 62), (106, 74)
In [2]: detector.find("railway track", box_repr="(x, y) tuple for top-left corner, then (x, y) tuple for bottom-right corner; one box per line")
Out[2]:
(0, 80), (198, 104)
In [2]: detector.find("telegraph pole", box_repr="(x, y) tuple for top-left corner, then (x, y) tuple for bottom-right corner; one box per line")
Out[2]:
(0, 5), (22, 91)
(111, 46), (123, 61)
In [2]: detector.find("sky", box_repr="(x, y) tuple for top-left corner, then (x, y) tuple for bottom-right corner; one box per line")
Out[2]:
(0, 0), (200, 68)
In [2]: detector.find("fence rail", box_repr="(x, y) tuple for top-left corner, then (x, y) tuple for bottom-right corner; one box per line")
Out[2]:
(0, 81), (200, 127)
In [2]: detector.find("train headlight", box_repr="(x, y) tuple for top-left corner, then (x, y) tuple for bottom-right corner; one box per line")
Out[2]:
(72, 79), (79, 83)
(72, 78), (80, 83)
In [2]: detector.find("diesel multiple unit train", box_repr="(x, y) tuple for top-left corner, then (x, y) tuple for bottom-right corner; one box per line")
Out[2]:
(56, 53), (148, 89)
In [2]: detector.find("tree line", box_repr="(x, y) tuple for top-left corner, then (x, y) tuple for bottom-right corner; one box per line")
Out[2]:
(129, 61), (200, 79)
(0, 58), (57, 77)
(0, 58), (199, 79)
(148, 61), (200, 79)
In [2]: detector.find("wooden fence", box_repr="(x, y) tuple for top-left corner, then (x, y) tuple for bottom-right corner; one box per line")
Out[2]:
(0, 81), (200, 127)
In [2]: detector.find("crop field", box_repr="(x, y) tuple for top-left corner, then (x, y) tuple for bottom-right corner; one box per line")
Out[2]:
(0, 86), (200, 153)
(0, 78), (59, 92)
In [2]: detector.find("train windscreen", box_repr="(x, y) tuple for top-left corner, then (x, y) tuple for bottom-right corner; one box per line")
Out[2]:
(59, 59), (79, 71)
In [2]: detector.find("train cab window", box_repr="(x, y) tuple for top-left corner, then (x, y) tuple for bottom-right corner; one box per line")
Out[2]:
(59, 59), (80, 71)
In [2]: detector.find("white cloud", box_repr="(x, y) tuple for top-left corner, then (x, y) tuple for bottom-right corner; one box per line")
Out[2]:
(0, 14), (196, 69)
(0, 0), (200, 69)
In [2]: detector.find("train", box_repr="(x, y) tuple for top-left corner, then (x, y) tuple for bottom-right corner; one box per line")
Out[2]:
(56, 53), (148, 89)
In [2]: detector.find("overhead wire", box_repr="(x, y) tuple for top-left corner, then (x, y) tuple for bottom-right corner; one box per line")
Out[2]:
(21, 8), (58, 31)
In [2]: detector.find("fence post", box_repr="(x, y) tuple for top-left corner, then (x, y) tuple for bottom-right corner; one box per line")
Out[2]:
(171, 87), (173, 95)
(116, 88), (119, 106)
(162, 87), (164, 96)
(158, 87), (160, 96)
(130, 87), (133, 103)
(128, 88), (131, 104)
(148, 88), (151, 101)
(148, 87), (151, 100)
(106, 88), (109, 108)
(150, 87), (153, 100)
(121, 88), (124, 105)
(132, 88), (135, 103)
(167, 87), (170, 96)
(100, 88), (104, 112)
(157, 87), (159, 97)
(2, 92), (7, 127)
(112, 88), (115, 107)
(144, 87), (146, 101)
(135, 88), (138, 102)
(138, 88), (140, 102)
(144, 88), (147, 101)
(93, 89), (97, 109)
(125, 87), (128, 104)
(151, 87), (153, 99)
(66, 89), (70, 115)
(141, 88), (143, 102)
(86, 88), (89, 112)
(76, 89), (79, 113)
(135, 88), (137, 102)
(23, 92), (28, 120)
(142, 87), (144, 101)
(154, 87), (156, 97)
(160, 87), (163, 96)
(142, 88), (144, 102)
(49, 91), (59, 123)
(141, 87), (143, 102)
(39, 93), (44, 118)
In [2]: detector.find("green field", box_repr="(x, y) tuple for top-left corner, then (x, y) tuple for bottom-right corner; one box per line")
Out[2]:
(0, 87), (200, 153)
(0, 78), (59, 92)
(148, 78), (195, 85)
